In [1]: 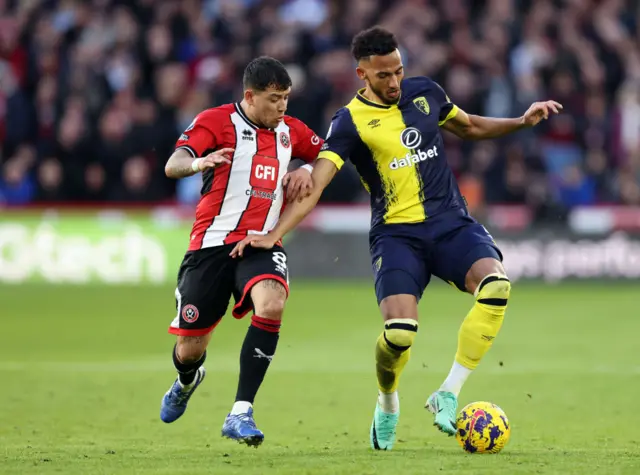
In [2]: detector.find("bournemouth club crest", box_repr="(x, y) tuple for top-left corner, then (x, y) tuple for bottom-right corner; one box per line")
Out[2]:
(279, 132), (290, 148)
(413, 97), (430, 115)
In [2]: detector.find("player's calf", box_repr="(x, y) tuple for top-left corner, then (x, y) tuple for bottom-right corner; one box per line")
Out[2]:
(224, 279), (286, 446)
(457, 270), (511, 371)
(174, 336), (209, 386)
(175, 335), (209, 375)
(431, 264), (511, 435)
(160, 338), (209, 423)
(376, 317), (418, 396)
(377, 295), (419, 403)
(372, 303), (418, 450)
(234, 280), (285, 410)
(442, 259), (511, 396)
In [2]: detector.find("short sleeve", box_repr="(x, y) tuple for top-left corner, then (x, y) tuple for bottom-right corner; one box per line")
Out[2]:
(175, 110), (219, 157)
(290, 119), (323, 163)
(432, 81), (459, 126)
(317, 108), (358, 170)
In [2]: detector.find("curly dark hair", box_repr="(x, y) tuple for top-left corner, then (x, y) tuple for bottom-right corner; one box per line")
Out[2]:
(243, 56), (292, 91)
(351, 26), (399, 61)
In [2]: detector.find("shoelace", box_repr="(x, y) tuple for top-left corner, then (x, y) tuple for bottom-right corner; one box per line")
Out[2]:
(170, 384), (194, 404)
(233, 413), (257, 429)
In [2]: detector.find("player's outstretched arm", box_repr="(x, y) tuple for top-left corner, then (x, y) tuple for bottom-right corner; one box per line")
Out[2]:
(229, 158), (338, 257)
(441, 101), (563, 140)
(271, 158), (338, 237)
(164, 148), (234, 179)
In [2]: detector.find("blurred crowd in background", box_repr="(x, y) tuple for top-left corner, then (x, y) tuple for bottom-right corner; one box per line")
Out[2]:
(1, 0), (640, 220)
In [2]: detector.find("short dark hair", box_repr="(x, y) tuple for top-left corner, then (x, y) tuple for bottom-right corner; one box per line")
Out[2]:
(351, 26), (399, 61)
(243, 56), (292, 91)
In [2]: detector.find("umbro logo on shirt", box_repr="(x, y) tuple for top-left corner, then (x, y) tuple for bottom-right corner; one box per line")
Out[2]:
(242, 129), (254, 141)
(368, 119), (380, 128)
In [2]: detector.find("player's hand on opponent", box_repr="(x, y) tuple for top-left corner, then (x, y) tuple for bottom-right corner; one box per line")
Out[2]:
(283, 166), (313, 203)
(521, 101), (563, 127)
(229, 234), (279, 258)
(192, 148), (235, 172)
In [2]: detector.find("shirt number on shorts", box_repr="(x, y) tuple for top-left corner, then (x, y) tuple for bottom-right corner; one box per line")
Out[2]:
(272, 252), (287, 267)
(272, 252), (288, 280)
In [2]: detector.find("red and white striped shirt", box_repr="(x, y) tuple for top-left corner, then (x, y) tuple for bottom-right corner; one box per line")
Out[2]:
(176, 103), (323, 250)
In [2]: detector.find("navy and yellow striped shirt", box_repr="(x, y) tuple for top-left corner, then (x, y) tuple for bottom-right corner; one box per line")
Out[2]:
(319, 76), (463, 228)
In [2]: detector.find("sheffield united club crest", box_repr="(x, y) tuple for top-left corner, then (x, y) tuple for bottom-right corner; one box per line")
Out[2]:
(181, 304), (199, 323)
(279, 132), (290, 148)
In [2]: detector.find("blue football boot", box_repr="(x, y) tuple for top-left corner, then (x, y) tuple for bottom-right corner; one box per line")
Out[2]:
(160, 367), (206, 423)
(221, 407), (264, 447)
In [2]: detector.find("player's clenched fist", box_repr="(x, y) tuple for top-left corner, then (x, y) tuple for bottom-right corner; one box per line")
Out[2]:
(521, 101), (563, 127)
(192, 148), (235, 172)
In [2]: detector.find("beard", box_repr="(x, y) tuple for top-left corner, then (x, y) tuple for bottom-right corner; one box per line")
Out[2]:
(369, 82), (400, 105)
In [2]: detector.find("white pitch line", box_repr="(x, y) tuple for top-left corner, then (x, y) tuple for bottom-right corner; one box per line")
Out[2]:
(0, 361), (639, 375)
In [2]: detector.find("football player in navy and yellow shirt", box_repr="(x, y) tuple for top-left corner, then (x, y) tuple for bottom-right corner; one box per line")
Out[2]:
(231, 27), (562, 450)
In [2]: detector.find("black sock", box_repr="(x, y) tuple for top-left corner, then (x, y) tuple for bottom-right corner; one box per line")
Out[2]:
(173, 344), (206, 386)
(235, 315), (281, 403)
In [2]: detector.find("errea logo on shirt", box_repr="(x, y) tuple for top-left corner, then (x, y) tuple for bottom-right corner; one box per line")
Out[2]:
(389, 145), (439, 169)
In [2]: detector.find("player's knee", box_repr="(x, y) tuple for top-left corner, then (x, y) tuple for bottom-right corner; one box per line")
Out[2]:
(380, 294), (419, 321)
(251, 279), (287, 321)
(175, 347), (204, 364)
(383, 318), (418, 352)
(254, 297), (286, 321)
(175, 338), (207, 364)
(475, 273), (511, 308)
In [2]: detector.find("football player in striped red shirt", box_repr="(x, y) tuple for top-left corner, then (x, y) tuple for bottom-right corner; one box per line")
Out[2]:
(161, 57), (323, 446)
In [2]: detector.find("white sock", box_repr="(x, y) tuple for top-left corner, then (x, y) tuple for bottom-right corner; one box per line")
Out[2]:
(378, 390), (400, 414)
(439, 361), (473, 397)
(231, 401), (253, 415)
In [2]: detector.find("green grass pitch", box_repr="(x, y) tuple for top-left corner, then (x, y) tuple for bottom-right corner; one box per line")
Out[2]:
(1, 281), (639, 474)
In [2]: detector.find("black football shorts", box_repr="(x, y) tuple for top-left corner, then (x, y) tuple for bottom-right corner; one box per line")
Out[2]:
(168, 244), (289, 336)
